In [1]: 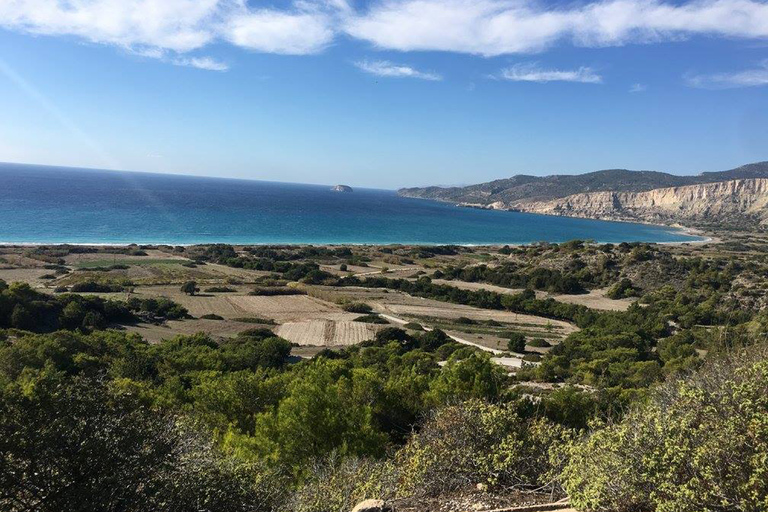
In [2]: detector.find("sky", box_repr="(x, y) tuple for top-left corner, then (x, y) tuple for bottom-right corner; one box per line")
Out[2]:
(0, 0), (767, 189)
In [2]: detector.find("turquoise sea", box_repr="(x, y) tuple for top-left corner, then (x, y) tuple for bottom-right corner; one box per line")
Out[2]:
(0, 163), (703, 245)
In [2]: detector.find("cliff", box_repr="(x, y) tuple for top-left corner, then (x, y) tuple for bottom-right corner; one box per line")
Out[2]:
(507, 178), (768, 225)
(398, 162), (768, 228)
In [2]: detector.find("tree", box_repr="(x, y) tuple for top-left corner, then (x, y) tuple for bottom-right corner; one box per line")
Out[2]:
(180, 281), (199, 296)
(507, 331), (526, 353)
(10, 304), (34, 330)
(0, 375), (284, 512)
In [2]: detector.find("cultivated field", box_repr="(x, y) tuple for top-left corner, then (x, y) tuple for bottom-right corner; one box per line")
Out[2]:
(276, 318), (384, 346)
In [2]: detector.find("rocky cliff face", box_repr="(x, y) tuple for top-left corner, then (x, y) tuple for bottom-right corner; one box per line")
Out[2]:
(502, 178), (768, 225)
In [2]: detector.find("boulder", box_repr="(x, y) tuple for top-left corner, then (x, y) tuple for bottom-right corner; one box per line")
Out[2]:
(351, 498), (391, 512)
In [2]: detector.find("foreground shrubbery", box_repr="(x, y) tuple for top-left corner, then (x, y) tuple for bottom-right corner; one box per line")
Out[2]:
(0, 375), (285, 512)
(563, 344), (768, 512)
(0, 309), (766, 511)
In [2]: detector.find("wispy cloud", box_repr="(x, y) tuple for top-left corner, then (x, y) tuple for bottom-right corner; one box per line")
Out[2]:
(629, 83), (648, 92)
(496, 64), (602, 84)
(344, 0), (768, 57)
(686, 61), (768, 89)
(0, 0), (339, 65)
(173, 56), (229, 71)
(2, 0), (768, 68)
(354, 59), (442, 80)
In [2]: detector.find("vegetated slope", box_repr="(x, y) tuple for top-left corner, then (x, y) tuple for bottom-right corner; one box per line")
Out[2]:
(398, 161), (768, 227)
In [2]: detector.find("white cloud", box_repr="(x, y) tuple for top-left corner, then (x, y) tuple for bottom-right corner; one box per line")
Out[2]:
(225, 10), (334, 55)
(173, 56), (229, 71)
(354, 59), (442, 80)
(629, 83), (648, 92)
(1, 0), (768, 67)
(496, 63), (603, 83)
(0, 0), (337, 63)
(344, 0), (768, 56)
(686, 60), (768, 88)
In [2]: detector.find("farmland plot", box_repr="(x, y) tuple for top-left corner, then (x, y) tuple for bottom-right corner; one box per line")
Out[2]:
(277, 319), (383, 346)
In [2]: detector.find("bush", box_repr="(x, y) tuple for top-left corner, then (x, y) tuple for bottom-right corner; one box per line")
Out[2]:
(395, 400), (572, 498)
(204, 286), (236, 293)
(507, 332), (526, 353)
(180, 281), (199, 296)
(200, 314), (224, 320)
(249, 287), (306, 296)
(70, 280), (128, 293)
(354, 314), (388, 324)
(562, 344), (768, 512)
(232, 317), (277, 325)
(403, 322), (424, 331)
(0, 375), (285, 512)
(527, 338), (551, 348)
(342, 302), (373, 314)
(289, 456), (397, 512)
(606, 278), (640, 300)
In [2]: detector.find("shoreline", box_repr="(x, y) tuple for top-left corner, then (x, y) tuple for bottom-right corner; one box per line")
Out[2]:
(403, 194), (717, 244)
(0, 234), (708, 248)
(0, 222), (711, 248)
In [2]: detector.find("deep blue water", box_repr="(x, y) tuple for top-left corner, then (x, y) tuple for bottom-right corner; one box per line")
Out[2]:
(0, 163), (703, 245)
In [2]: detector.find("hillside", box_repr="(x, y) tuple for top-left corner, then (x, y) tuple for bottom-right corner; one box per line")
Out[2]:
(398, 162), (768, 228)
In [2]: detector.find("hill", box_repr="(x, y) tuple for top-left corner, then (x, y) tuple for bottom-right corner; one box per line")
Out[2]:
(398, 162), (768, 228)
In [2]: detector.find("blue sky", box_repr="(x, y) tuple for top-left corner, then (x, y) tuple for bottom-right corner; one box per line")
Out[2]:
(0, 0), (767, 189)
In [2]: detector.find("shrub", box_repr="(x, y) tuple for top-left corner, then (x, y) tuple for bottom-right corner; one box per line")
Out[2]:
(204, 286), (236, 293)
(417, 329), (451, 352)
(403, 322), (424, 331)
(562, 344), (768, 512)
(232, 317), (277, 325)
(396, 400), (572, 498)
(249, 287), (306, 296)
(180, 281), (199, 296)
(354, 314), (388, 324)
(70, 281), (128, 293)
(606, 278), (640, 300)
(507, 332), (526, 353)
(528, 338), (551, 348)
(200, 314), (224, 320)
(289, 456), (397, 512)
(0, 375), (285, 512)
(342, 302), (373, 314)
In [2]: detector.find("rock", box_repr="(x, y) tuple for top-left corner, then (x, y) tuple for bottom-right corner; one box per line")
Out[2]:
(351, 498), (391, 512)
(332, 184), (353, 192)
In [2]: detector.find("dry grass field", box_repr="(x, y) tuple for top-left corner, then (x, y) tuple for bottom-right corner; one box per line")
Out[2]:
(0, 244), (586, 360)
(276, 318), (384, 346)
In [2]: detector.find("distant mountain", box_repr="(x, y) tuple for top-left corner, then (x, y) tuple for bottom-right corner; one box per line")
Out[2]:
(399, 162), (768, 204)
(398, 162), (768, 228)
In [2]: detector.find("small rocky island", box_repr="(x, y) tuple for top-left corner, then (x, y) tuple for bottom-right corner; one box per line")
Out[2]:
(331, 184), (353, 192)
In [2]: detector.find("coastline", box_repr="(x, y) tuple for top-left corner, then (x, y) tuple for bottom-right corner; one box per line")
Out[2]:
(443, 199), (717, 245)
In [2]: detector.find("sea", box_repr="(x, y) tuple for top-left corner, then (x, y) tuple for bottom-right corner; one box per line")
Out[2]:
(0, 163), (704, 246)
